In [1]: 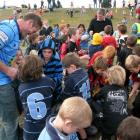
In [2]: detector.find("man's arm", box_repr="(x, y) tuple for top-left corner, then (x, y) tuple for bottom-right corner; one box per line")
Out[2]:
(0, 23), (17, 80)
(0, 61), (18, 80)
(87, 19), (94, 33)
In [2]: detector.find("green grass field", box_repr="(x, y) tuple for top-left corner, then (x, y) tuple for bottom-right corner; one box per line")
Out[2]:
(0, 8), (136, 32)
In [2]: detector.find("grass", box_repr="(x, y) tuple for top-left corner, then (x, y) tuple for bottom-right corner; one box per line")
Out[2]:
(0, 7), (136, 32)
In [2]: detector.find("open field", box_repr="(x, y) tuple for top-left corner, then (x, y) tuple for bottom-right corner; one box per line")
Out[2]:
(0, 8), (137, 32)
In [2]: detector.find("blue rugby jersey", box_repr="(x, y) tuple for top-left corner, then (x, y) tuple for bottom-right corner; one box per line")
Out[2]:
(0, 19), (21, 85)
(18, 77), (56, 140)
(61, 68), (91, 101)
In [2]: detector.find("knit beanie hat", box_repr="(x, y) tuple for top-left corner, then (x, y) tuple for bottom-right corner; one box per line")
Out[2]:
(92, 33), (103, 45)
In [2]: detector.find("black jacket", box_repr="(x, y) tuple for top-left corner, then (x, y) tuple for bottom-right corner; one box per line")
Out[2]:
(88, 18), (113, 34)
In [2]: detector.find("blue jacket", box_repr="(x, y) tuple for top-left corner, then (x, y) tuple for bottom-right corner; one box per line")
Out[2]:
(0, 19), (21, 85)
(80, 32), (89, 50)
(38, 38), (63, 101)
(38, 117), (79, 140)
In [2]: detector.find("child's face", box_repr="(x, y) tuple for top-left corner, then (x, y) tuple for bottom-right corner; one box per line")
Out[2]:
(72, 34), (77, 42)
(42, 49), (53, 62)
(62, 120), (84, 134)
(65, 65), (77, 74)
(15, 50), (23, 64)
(129, 66), (140, 73)
(95, 68), (106, 76)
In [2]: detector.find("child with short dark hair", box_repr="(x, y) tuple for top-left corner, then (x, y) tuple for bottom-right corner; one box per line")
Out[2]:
(18, 55), (56, 140)
(38, 38), (63, 101)
(118, 35), (137, 68)
(118, 24), (128, 53)
(132, 44), (140, 56)
(61, 52), (91, 101)
(38, 97), (92, 140)
(117, 116), (140, 140)
(94, 65), (128, 140)
(102, 25), (117, 49)
(67, 29), (78, 53)
(118, 35), (137, 89)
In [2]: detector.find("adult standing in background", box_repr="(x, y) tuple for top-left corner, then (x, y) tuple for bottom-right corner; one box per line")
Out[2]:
(99, 0), (102, 8)
(93, 0), (97, 8)
(87, 8), (113, 34)
(132, 15), (140, 44)
(0, 13), (42, 140)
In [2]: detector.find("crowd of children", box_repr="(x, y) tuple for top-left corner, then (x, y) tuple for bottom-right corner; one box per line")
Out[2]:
(6, 9), (140, 140)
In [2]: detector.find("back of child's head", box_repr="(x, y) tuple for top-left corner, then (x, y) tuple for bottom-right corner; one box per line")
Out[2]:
(104, 25), (112, 35)
(126, 35), (137, 47)
(125, 55), (140, 70)
(60, 35), (68, 43)
(62, 52), (82, 68)
(93, 56), (108, 70)
(118, 24), (127, 34)
(68, 28), (76, 38)
(107, 65), (126, 86)
(18, 55), (43, 82)
(58, 97), (92, 128)
(117, 116), (140, 140)
(133, 45), (140, 56)
(103, 45), (116, 59)
(92, 33), (103, 45)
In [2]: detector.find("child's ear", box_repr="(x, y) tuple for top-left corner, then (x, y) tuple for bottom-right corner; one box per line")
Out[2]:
(64, 119), (73, 128)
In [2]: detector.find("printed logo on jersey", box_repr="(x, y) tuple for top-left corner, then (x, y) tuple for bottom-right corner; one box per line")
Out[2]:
(0, 31), (8, 42)
(107, 90), (128, 115)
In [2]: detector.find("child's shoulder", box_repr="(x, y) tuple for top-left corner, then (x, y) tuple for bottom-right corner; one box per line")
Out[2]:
(38, 128), (51, 140)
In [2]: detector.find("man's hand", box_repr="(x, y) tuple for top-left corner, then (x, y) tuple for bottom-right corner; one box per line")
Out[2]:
(6, 67), (18, 80)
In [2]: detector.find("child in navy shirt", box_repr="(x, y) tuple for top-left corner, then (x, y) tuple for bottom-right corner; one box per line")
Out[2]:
(61, 52), (91, 101)
(18, 55), (56, 140)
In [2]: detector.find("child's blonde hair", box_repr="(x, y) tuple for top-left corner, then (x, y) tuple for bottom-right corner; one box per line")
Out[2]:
(108, 65), (126, 86)
(125, 55), (140, 70)
(58, 97), (92, 128)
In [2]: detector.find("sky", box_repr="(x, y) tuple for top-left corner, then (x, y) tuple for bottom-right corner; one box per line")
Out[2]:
(0, 0), (134, 8)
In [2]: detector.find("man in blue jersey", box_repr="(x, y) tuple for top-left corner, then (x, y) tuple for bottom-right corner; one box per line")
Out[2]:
(0, 13), (42, 140)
